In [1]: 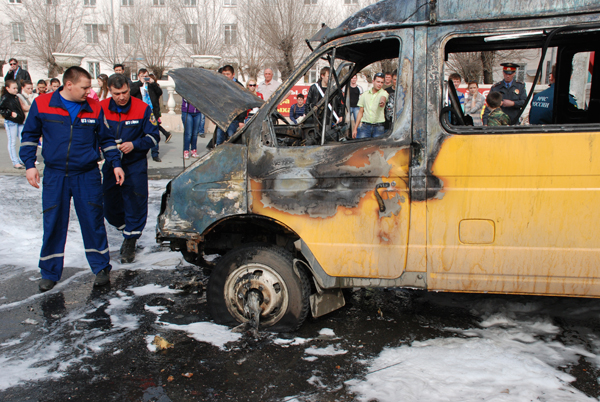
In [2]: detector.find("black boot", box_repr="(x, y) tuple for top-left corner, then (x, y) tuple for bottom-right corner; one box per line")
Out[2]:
(39, 279), (56, 292)
(120, 238), (137, 264)
(94, 268), (110, 287)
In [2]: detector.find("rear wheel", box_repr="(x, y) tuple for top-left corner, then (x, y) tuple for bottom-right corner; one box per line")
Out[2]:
(207, 245), (311, 332)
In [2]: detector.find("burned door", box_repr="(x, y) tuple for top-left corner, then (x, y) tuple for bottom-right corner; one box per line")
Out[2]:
(248, 34), (413, 279)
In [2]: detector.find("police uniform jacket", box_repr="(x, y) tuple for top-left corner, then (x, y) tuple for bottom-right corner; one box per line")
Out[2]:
(485, 80), (527, 125)
(101, 96), (160, 167)
(19, 89), (121, 173)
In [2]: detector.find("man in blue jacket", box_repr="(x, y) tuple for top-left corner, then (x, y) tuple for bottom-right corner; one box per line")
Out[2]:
(19, 66), (125, 292)
(101, 74), (160, 263)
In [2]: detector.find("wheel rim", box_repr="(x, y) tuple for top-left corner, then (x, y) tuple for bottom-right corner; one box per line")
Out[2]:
(223, 263), (289, 327)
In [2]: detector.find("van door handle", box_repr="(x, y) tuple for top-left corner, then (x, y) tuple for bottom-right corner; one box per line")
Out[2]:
(375, 182), (390, 212)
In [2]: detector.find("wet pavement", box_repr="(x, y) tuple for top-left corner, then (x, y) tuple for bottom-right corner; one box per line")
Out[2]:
(1, 170), (600, 401)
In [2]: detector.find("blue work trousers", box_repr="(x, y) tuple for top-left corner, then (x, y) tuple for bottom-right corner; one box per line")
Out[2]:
(357, 123), (385, 139)
(103, 159), (148, 240)
(182, 112), (203, 152)
(216, 121), (238, 145)
(40, 169), (111, 282)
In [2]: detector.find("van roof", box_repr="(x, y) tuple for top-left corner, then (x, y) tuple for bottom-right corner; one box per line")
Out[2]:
(319, 0), (600, 44)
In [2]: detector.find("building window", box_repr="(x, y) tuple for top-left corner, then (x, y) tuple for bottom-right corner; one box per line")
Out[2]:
(153, 0), (165, 5)
(49, 23), (61, 43)
(123, 24), (135, 45)
(124, 61), (137, 80)
(304, 0), (317, 4)
(224, 23), (237, 46)
(84, 0), (96, 6)
(12, 22), (25, 42)
(185, 24), (198, 45)
(184, 0), (196, 5)
(121, 0), (133, 5)
(8, 0), (22, 4)
(85, 24), (98, 44)
(153, 24), (167, 44)
(46, 0), (55, 4)
(88, 62), (100, 78)
(344, 0), (357, 3)
(304, 23), (319, 38)
(223, 0), (236, 5)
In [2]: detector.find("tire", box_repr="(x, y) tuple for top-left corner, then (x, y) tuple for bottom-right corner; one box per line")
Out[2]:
(207, 245), (311, 332)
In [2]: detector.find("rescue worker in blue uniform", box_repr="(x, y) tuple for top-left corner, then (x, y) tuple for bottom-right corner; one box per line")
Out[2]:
(19, 66), (124, 292)
(482, 63), (528, 125)
(101, 74), (160, 263)
(529, 64), (578, 124)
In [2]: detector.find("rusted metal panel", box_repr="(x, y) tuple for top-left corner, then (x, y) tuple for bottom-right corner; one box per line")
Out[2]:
(157, 144), (247, 238)
(168, 68), (264, 132)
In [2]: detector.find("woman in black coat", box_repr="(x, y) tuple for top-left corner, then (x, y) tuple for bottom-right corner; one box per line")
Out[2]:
(0, 79), (26, 168)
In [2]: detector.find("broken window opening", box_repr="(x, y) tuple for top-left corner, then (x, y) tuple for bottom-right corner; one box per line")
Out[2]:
(442, 27), (600, 133)
(264, 37), (402, 147)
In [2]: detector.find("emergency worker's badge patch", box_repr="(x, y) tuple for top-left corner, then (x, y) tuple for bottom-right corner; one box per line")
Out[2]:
(514, 89), (520, 95)
(149, 113), (158, 126)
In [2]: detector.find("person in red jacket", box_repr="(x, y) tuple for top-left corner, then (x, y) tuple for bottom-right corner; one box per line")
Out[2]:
(101, 74), (160, 263)
(19, 66), (124, 292)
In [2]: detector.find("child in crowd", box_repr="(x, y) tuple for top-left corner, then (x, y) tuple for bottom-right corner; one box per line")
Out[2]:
(486, 91), (510, 126)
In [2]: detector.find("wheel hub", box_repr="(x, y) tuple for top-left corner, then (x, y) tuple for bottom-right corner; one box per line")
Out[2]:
(224, 263), (289, 327)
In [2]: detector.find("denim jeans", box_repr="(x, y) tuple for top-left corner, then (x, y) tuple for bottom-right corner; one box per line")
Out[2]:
(357, 123), (385, 139)
(350, 107), (360, 123)
(182, 112), (203, 152)
(197, 112), (205, 136)
(216, 121), (238, 145)
(5, 120), (24, 166)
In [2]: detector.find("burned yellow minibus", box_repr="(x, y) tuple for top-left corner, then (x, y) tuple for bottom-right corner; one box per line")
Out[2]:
(158, 0), (600, 331)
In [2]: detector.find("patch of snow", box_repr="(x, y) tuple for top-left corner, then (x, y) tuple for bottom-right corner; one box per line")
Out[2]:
(318, 328), (335, 337)
(146, 335), (158, 352)
(274, 337), (311, 347)
(302, 356), (319, 362)
(157, 320), (241, 350)
(145, 305), (169, 315)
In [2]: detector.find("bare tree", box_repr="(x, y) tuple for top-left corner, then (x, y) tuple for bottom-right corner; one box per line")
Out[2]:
(0, 23), (15, 74)
(129, 1), (179, 78)
(91, 3), (139, 67)
(232, 6), (267, 81)
(238, 0), (323, 81)
(447, 50), (539, 84)
(172, 0), (224, 64)
(10, 0), (87, 77)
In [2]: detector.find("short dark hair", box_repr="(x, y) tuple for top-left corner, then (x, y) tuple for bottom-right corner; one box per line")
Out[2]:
(138, 68), (148, 75)
(63, 66), (91, 85)
(21, 79), (32, 87)
(50, 78), (61, 85)
(37, 79), (47, 86)
(392, 69), (398, 77)
(107, 74), (129, 90)
(468, 81), (478, 87)
(114, 64), (125, 71)
(8, 58), (18, 65)
(385, 72), (392, 77)
(221, 65), (234, 74)
(487, 91), (503, 108)
(297, 94), (305, 99)
(319, 67), (330, 78)
(449, 73), (462, 82)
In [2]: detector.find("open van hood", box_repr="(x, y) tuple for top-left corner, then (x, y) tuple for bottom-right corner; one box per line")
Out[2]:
(168, 68), (265, 132)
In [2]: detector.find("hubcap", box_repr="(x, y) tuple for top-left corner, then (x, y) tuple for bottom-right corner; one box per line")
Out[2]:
(224, 263), (289, 326)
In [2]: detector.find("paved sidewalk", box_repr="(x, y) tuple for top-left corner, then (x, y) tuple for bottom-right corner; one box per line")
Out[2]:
(0, 128), (213, 180)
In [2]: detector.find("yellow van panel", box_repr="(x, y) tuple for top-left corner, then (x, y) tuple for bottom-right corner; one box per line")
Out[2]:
(427, 131), (600, 296)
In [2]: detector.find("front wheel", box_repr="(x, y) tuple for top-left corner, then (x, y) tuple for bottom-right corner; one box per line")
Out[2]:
(207, 245), (311, 332)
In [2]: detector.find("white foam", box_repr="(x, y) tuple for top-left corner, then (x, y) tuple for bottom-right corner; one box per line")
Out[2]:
(127, 284), (182, 296)
(305, 345), (348, 356)
(318, 328), (335, 337)
(346, 336), (596, 402)
(157, 320), (241, 350)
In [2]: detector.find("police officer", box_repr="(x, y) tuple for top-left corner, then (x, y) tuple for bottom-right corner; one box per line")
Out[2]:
(101, 74), (160, 263)
(482, 63), (527, 125)
(19, 66), (124, 292)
